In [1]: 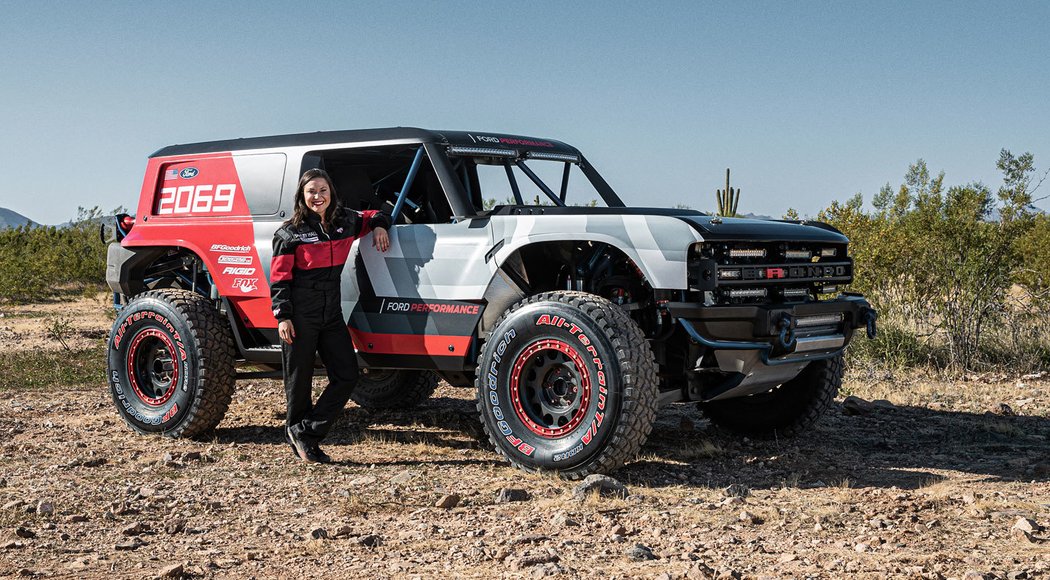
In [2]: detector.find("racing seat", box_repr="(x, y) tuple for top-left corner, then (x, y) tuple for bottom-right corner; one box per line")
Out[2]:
(331, 167), (381, 211)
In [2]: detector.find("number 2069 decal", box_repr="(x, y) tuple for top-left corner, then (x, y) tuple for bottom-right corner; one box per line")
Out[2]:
(156, 184), (237, 215)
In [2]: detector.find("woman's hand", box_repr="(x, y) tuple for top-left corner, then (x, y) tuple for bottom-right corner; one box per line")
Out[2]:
(373, 227), (390, 252)
(278, 319), (295, 344)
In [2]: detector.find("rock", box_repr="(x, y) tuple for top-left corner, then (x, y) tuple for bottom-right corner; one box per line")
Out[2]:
(1007, 571), (1029, 580)
(182, 451), (202, 462)
(115, 538), (146, 550)
(509, 553), (559, 570)
(349, 475), (378, 486)
(390, 471), (416, 485)
(872, 399), (897, 410)
(842, 396), (874, 415)
(778, 553), (798, 564)
(165, 519), (186, 534)
(722, 484), (750, 498)
(552, 513), (579, 528)
(122, 522), (150, 536)
(628, 543), (658, 561)
(35, 500), (55, 517)
(739, 511), (762, 525)
(572, 475), (628, 500)
(333, 525), (354, 538)
(310, 528), (328, 540)
(155, 563), (184, 579)
(1011, 528), (1036, 543)
(435, 493), (461, 509)
(961, 493), (976, 504)
(994, 403), (1015, 416)
(496, 488), (529, 503)
(357, 534), (381, 547)
(2, 500), (24, 511)
(854, 543), (870, 553)
(14, 527), (35, 539)
(1, 540), (24, 550)
(962, 572), (987, 580)
(512, 534), (549, 546)
(82, 457), (107, 468)
(1012, 517), (1041, 534)
(67, 514), (88, 523)
(611, 524), (627, 536)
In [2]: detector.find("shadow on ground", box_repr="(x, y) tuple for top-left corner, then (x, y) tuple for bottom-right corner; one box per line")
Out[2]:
(212, 391), (1050, 490)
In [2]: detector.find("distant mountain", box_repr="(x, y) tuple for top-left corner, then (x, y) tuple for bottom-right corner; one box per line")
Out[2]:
(0, 208), (39, 229)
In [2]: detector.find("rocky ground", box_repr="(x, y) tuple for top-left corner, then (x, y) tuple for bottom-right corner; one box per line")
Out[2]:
(0, 296), (1048, 579)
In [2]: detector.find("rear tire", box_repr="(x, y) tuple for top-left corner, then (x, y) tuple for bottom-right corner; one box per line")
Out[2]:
(476, 291), (659, 479)
(350, 369), (439, 409)
(699, 354), (843, 438)
(107, 289), (235, 437)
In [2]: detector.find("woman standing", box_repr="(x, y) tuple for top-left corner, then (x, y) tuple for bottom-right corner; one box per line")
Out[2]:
(270, 168), (391, 463)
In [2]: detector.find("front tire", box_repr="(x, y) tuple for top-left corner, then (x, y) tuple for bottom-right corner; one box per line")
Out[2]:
(107, 289), (235, 437)
(699, 354), (843, 438)
(476, 291), (659, 479)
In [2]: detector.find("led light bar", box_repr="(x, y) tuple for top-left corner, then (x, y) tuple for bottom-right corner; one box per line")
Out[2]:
(727, 288), (767, 298)
(728, 248), (766, 259)
(784, 249), (812, 260)
(821, 285), (839, 294)
(782, 288), (811, 299)
(447, 146), (519, 158)
(795, 313), (844, 328)
(526, 151), (581, 163)
(820, 247), (838, 257)
(718, 269), (742, 279)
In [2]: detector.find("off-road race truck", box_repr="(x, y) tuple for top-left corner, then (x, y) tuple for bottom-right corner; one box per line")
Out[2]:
(105, 127), (877, 478)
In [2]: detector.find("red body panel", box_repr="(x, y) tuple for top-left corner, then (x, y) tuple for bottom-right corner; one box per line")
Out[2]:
(125, 154), (276, 328)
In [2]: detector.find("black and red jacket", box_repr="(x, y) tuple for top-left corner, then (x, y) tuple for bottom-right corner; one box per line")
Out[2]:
(270, 209), (391, 321)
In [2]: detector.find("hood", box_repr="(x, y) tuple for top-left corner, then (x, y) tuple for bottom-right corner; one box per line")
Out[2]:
(673, 214), (848, 243)
(485, 206), (848, 244)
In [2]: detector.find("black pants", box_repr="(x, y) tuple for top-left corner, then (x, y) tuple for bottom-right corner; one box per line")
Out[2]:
(283, 286), (359, 445)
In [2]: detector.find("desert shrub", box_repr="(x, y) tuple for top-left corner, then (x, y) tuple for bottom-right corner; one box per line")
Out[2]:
(0, 207), (111, 302)
(824, 152), (1048, 373)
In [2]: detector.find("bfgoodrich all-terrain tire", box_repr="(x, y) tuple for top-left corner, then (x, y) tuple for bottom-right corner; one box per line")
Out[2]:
(699, 354), (843, 438)
(476, 291), (659, 479)
(107, 289), (236, 437)
(351, 369), (439, 409)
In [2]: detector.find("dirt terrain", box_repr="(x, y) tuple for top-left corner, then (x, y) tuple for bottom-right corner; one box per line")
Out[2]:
(0, 296), (1048, 579)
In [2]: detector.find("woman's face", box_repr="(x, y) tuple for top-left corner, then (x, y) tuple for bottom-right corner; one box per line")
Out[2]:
(302, 177), (331, 216)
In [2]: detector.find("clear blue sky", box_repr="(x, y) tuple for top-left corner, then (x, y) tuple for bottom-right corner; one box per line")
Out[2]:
(1, 1), (1047, 224)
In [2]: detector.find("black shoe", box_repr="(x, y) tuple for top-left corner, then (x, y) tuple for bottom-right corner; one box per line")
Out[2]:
(286, 427), (316, 463)
(309, 444), (332, 464)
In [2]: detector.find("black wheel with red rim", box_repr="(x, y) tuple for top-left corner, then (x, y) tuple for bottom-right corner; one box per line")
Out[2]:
(476, 291), (659, 479)
(108, 289), (235, 437)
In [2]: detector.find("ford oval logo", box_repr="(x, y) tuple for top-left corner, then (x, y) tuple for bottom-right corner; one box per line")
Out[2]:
(179, 167), (199, 179)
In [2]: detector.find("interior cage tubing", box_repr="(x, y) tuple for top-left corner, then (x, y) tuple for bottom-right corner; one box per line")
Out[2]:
(515, 160), (565, 207)
(391, 146), (426, 223)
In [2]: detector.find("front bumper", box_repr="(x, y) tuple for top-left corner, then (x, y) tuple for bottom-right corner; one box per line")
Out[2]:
(666, 293), (876, 365)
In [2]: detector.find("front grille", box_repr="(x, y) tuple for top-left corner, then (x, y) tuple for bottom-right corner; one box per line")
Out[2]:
(689, 241), (852, 305)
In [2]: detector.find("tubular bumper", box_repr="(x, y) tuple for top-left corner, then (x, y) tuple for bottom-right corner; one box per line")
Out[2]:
(668, 293), (877, 366)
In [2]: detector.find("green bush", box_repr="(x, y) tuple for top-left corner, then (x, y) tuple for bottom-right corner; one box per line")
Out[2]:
(825, 152), (1049, 373)
(0, 207), (111, 302)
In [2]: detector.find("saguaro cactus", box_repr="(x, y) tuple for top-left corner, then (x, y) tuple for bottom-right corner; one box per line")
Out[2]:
(716, 168), (740, 217)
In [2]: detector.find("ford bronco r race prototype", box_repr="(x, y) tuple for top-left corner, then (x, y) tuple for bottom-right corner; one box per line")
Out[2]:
(105, 127), (877, 478)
